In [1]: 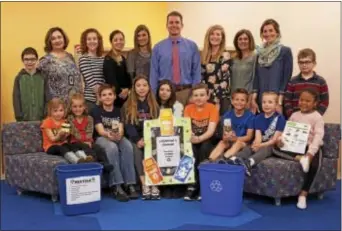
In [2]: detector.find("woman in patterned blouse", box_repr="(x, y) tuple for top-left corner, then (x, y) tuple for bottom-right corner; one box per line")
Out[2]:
(126, 25), (152, 81)
(39, 27), (83, 104)
(201, 25), (231, 115)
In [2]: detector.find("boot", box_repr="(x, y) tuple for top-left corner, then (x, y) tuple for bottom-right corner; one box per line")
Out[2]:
(64, 152), (82, 164)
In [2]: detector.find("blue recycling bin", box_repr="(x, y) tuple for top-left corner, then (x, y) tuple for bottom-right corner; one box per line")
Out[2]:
(199, 163), (245, 217)
(56, 163), (103, 216)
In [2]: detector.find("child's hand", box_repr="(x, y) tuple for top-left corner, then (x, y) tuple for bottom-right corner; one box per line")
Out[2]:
(251, 142), (261, 152)
(222, 131), (230, 141)
(191, 135), (201, 144)
(137, 139), (144, 149)
(276, 137), (284, 148)
(113, 132), (122, 141)
(85, 142), (92, 148)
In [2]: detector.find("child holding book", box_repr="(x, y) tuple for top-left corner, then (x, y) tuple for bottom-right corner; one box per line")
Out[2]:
(41, 98), (84, 163)
(91, 84), (138, 202)
(183, 83), (219, 201)
(232, 91), (286, 176)
(122, 75), (160, 200)
(207, 88), (254, 162)
(275, 88), (325, 209)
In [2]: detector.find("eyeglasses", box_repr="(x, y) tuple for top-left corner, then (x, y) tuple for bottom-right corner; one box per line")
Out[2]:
(23, 58), (37, 62)
(298, 61), (313, 65)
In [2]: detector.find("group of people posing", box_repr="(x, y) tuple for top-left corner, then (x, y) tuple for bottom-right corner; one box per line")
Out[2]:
(13, 11), (330, 210)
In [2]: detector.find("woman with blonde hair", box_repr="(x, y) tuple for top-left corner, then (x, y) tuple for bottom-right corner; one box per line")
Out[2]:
(103, 30), (132, 108)
(127, 25), (152, 80)
(201, 25), (231, 115)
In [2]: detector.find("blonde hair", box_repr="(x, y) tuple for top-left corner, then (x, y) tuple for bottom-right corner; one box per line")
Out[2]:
(47, 98), (65, 117)
(68, 93), (88, 116)
(262, 91), (279, 102)
(201, 25), (226, 65)
(124, 75), (159, 125)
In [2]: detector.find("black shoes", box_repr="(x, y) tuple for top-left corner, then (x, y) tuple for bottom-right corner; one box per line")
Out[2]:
(127, 185), (139, 200)
(235, 157), (252, 176)
(112, 185), (129, 202)
(184, 185), (198, 201)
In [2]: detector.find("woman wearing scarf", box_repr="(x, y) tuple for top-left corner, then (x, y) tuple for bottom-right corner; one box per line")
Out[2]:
(251, 19), (293, 114)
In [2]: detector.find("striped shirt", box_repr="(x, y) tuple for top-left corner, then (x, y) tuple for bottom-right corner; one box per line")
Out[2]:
(79, 55), (105, 102)
(284, 72), (329, 118)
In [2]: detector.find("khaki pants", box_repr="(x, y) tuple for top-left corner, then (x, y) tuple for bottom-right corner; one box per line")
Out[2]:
(176, 88), (191, 106)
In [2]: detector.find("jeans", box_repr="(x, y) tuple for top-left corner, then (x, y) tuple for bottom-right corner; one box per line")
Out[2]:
(96, 137), (136, 186)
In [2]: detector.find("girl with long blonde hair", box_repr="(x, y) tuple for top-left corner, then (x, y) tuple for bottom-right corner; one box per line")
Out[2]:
(122, 75), (159, 200)
(201, 25), (232, 115)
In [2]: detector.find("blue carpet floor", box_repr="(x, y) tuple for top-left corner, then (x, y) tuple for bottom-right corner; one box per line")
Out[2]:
(1, 181), (341, 230)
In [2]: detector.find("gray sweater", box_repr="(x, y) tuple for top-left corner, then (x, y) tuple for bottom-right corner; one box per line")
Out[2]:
(230, 54), (257, 93)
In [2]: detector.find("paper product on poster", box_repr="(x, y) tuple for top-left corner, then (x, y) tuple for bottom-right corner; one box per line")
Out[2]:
(280, 121), (311, 154)
(156, 136), (180, 168)
(66, 175), (101, 205)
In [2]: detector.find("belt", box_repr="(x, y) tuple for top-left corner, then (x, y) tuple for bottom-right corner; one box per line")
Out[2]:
(175, 84), (192, 91)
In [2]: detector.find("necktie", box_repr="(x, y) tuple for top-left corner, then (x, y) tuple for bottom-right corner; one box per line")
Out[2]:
(172, 40), (181, 85)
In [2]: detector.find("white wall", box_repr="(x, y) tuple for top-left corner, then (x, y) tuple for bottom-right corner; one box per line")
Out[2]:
(168, 2), (341, 124)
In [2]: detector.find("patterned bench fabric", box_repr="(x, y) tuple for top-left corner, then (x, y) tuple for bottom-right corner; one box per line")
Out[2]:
(2, 121), (43, 155)
(5, 153), (68, 195)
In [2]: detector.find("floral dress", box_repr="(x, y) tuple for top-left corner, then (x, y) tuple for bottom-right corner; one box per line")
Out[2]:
(201, 50), (231, 105)
(38, 52), (83, 103)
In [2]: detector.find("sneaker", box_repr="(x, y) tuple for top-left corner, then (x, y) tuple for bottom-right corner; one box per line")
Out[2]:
(151, 186), (161, 200)
(142, 185), (151, 200)
(235, 157), (252, 176)
(218, 157), (235, 165)
(112, 185), (129, 202)
(197, 191), (201, 201)
(127, 185), (139, 200)
(184, 185), (197, 201)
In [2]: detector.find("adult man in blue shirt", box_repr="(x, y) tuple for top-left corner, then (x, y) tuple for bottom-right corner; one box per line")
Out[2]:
(150, 11), (201, 106)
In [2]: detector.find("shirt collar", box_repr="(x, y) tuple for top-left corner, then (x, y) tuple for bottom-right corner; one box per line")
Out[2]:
(168, 36), (183, 44)
(298, 72), (318, 81)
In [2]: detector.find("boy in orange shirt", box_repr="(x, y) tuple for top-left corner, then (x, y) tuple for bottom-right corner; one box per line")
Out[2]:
(183, 83), (219, 201)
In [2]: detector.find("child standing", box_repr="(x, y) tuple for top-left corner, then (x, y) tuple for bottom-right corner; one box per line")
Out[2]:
(41, 98), (84, 163)
(13, 47), (46, 121)
(183, 83), (219, 201)
(91, 84), (138, 202)
(284, 48), (329, 118)
(156, 79), (184, 117)
(122, 75), (160, 200)
(233, 91), (286, 176)
(207, 88), (254, 162)
(275, 89), (325, 209)
(68, 93), (114, 172)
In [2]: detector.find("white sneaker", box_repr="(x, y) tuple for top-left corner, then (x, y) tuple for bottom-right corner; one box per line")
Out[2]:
(300, 156), (310, 173)
(297, 196), (307, 210)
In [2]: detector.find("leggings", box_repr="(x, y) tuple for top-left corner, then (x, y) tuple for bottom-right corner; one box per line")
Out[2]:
(273, 147), (323, 192)
(46, 143), (72, 156)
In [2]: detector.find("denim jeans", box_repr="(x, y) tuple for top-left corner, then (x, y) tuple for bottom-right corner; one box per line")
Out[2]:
(96, 137), (136, 186)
